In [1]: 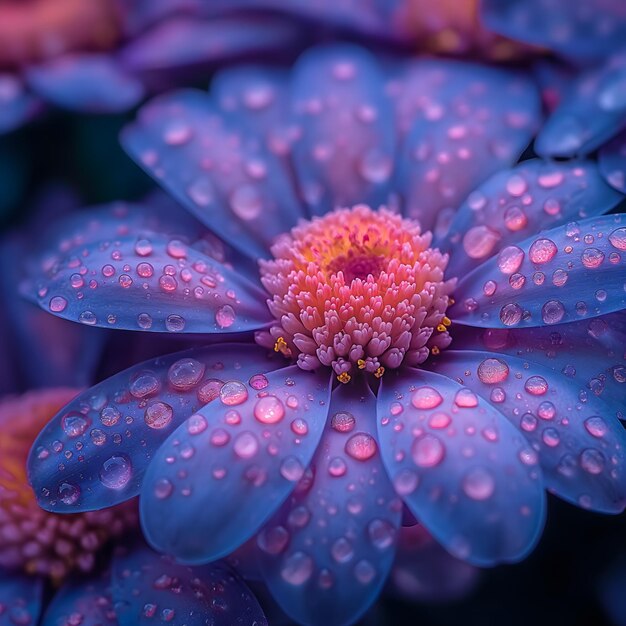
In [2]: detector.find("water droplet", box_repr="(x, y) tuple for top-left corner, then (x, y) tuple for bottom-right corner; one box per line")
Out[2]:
(542, 427), (560, 447)
(331, 411), (356, 433)
(393, 469), (419, 495)
(411, 386), (443, 409)
(354, 560), (376, 585)
(463, 226), (500, 259)
(529, 238), (557, 264)
(328, 456), (347, 477)
(230, 185), (262, 220)
(477, 358), (509, 383)
(134, 238), (153, 257)
(462, 467), (495, 500)
(58, 482), (80, 505)
(608, 227), (626, 250)
(233, 431), (258, 459)
(249, 374), (269, 390)
(537, 401), (556, 420)
(220, 381), (248, 406)
(580, 448), (605, 475)
(497, 246), (525, 274)
(581, 247), (605, 268)
(280, 456), (304, 481)
(368, 519), (395, 549)
(168, 358), (205, 390)
(500, 303), (523, 326)
(165, 314), (185, 332)
(254, 396), (285, 424)
(524, 375), (548, 396)
(215, 304), (236, 329)
(411, 434), (445, 467)
(281, 551), (313, 585)
(130, 373), (159, 398)
(503, 205), (528, 231)
(257, 525), (289, 554)
(345, 433), (378, 461)
(187, 413), (208, 435)
(584, 416), (608, 438)
(541, 300), (565, 324)
(99, 454), (132, 489)
(144, 402), (173, 429)
(61, 412), (90, 438)
(79, 311), (97, 325)
(49, 296), (68, 312)
(359, 149), (393, 183)
(331, 537), (354, 563)
(197, 379), (223, 404)
(454, 388), (478, 408)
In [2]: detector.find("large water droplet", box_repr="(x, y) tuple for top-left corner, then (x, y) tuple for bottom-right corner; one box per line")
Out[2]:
(144, 402), (173, 429)
(345, 433), (377, 461)
(168, 358), (205, 390)
(411, 386), (443, 409)
(220, 381), (248, 406)
(411, 434), (445, 467)
(477, 358), (509, 384)
(99, 454), (132, 490)
(254, 396), (285, 424)
(529, 238), (557, 264)
(61, 412), (90, 438)
(462, 467), (495, 500)
(331, 411), (356, 433)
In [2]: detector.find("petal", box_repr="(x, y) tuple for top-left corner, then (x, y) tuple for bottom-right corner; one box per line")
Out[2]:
(258, 381), (402, 626)
(0, 571), (43, 626)
(480, 0), (626, 61)
(119, 15), (299, 72)
(28, 343), (280, 512)
(26, 54), (144, 113)
(391, 59), (540, 230)
(290, 44), (396, 216)
(140, 366), (332, 562)
(452, 312), (626, 417)
(121, 89), (302, 259)
(599, 129), (626, 192)
(41, 572), (116, 626)
(111, 542), (266, 626)
(0, 73), (41, 134)
(437, 159), (623, 276)
(25, 232), (271, 333)
(535, 52), (626, 157)
(430, 350), (626, 512)
(389, 525), (480, 603)
(450, 214), (626, 328)
(377, 368), (546, 566)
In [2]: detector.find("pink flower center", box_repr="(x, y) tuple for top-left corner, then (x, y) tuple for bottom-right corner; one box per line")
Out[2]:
(0, 389), (137, 581)
(258, 205), (456, 382)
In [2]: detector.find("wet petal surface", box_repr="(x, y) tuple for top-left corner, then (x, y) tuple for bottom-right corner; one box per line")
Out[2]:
(0, 571), (42, 626)
(450, 215), (626, 328)
(28, 344), (280, 512)
(26, 232), (270, 333)
(438, 159), (623, 276)
(377, 369), (545, 566)
(599, 129), (626, 192)
(112, 543), (266, 626)
(391, 59), (540, 230)
(259, 382), (401, 626)
(140, 367), (331, 562)
(431, 351), (626, 512)
(290, 44), (396, 216)
(26, 54), (144, 113)
(481, 0), (626, 61)
(122, 89), (302, 259)
(535, 53), (626, 157)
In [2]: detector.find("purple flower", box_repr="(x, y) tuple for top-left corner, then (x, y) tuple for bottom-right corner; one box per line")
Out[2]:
(0, 388), (266, 625)
(24, 44), (626, 625)
(0, 0), (300, 134)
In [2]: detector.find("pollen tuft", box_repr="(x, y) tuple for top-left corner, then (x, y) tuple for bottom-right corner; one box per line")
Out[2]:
(258, 205), (456, 377)
(0, 389), (137, 583)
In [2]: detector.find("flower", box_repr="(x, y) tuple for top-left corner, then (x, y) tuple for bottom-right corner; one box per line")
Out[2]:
(0, 0), (300, 134)
(24, 43), (626, 625)
(0, 388), (266, 624)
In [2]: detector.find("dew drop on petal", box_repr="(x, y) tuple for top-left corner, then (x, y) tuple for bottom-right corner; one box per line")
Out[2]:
(580, 448), (605, 475)
(477, 358), (509, 384)
(393, 468), (419, 495)
(454, 388), (478, 408)
(281, 552), (314, 585)
(257, 525), (289, 555)
(584, 416), (608, 438)
(524, 375), (548, 396)
(280, 456), (305, 481)
(345, 433), (377, 461)
(529, 238), (557, 264)
(497, 246), (525, 274)
(608, 227), (626, 250)
(58, 482), (80, 505)
(215, 305), (236, 329)
(154, 478), (173, 499)
(500, 303), (523, 326)
(541, 300), (565, 324)
(219, 381), (248, 406)
(144, 402), (173, 429)
(168, 358), (205, 390)
(61, 412), (90, 438)
(411, 386), (443, 409)
(254, 396), (285, 424)
(463, 226), (500, 259)
(462, 467), (495, 500)
(49, 296), (68, 312)
(233, 431), (258, 459)
(99, 454), (132, 490)
(411, 434), (445, 468)
(249, 374), (269, 390)
(331, 411), (356, 433)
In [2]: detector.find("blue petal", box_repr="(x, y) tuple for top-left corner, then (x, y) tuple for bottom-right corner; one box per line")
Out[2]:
(28, 343), (281, 512)
(26, 54), (144, 113)
(599, 129), (626, 192)
(451, 312), (626, 418)
(119, 15), (299, 72)
(431, 350), (626, 513)
(121, 89), (302, 259)
(450, 214), (626, 328)
(480, 0), (626, 61)
(41, 572), (116, 626)
(377, 368), (546, 566)
(392, 59), (541, 231)
(0, 571), (43, 626)
(111, 542), (267, 626)
(25, 230), (271, 333)
(535, 52), (626, 157)
(0, 74), (41, 134)
(140, 366), (332, 562)
(437, 159), (623, 276)
(290, 44), (396, 215)
(258, 381), (401, 626)
(389, 525), (480, 603)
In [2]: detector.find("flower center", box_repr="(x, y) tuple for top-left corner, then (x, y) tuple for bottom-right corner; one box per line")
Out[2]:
(0, 389), (137, 581)
(0, 0), (120, 69)
(258, 205), (456, 382)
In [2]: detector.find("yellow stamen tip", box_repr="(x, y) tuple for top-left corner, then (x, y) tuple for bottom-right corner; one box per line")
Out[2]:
(431, 346), (440, 355)
(442, 316), (451, 326)
(274, 337), (291, 356)
(374, 366), (385, 378)
(337, 372), (351, 384)
(357, 359), (366, 369)
(437, 324), (446, 332)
